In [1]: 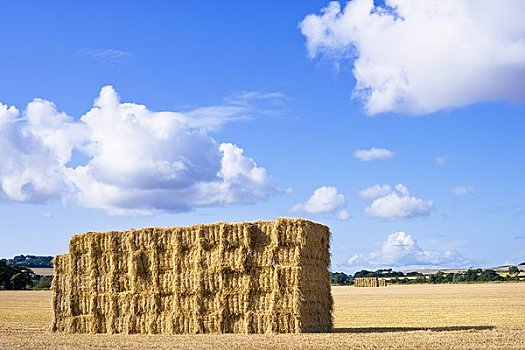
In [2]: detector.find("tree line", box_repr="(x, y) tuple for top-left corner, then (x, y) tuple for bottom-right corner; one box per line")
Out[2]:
(331, 266), (523, 285)
(0, 259), (52, 290)
(7, 255), (53, 268)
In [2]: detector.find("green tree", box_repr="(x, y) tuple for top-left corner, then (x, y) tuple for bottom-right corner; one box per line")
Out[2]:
(478, 269), (502, 282)
(0, 260), (35, 290)
(414, 275), (426, 284)
(464, 269), (478, 282)
(331, 272), (350, 285)
(508, 266), (520, 275)
(33, 276), (53, 290)
(452, 273), (465, 283)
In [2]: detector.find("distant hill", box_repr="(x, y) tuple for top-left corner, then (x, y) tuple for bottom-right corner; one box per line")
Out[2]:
(6, 255), (53, 268)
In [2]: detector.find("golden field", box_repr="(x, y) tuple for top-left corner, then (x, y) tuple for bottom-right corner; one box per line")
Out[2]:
(1, 283), (524, 350)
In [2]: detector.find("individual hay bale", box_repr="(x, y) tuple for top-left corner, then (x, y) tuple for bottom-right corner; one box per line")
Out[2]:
(52, 218), (332, 334)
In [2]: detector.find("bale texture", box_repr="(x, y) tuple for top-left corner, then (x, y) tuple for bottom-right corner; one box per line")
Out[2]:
(52, 218), (332, 334)
(353, 277), (387, 287)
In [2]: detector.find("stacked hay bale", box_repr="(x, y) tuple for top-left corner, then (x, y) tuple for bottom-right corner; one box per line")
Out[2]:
(353, 277), (387, 287)
(52, 218), (332, 334)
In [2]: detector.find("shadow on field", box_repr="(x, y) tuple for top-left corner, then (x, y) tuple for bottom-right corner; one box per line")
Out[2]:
(332, 326), (496, 333)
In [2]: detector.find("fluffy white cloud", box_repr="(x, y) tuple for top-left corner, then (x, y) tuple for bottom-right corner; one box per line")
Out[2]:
(358, 184), (391, 199)
(353, 147), (394, 161)
(300, 0), (525, 115)
(451, 185), (474, 196)
(0, 86), (277, 215)
(293, 186), (349, 220)
(348, 231), (470, 267)
(435, 155), (450, 166)
(363, 184), (433, 219)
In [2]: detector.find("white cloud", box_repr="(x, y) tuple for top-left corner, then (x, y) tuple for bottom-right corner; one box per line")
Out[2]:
(353, 147), (394, 161)
(293, 186), (349, 220)
(435, 155), (450, 166)
(358, 184), (391, 199)
(451, 185), (474, 196)
(363, 184), (433, 219)
(0, 86), (277, 215)
(185, 90), (289, 129)
(80, 48), (133, 65)
(300, 0), (525, 115)
(348, 231), (470, 268)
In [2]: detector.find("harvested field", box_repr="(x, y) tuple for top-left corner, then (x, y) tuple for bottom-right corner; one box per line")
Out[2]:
(1, 283), (524, 349)
(30, 268), (54, 276)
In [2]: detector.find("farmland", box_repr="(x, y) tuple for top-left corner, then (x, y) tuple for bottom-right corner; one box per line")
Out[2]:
(1, 283), (524, 349)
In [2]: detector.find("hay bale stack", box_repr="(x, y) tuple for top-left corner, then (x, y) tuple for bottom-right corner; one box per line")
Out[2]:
(353, 277), (387, 287)
(52, 218), (332, 334)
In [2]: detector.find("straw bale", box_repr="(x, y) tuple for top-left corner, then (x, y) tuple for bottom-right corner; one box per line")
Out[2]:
(353, 277), (387, 287)
(52, 218), (332, 334)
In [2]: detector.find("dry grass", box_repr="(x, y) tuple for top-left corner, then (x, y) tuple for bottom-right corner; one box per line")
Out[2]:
(1, 283), (525, 349)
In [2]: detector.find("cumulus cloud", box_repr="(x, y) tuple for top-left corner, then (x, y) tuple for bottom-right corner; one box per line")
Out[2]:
(358, 184), (391, 199)
(292, 186), (349, 220)
(0, 86), (277, 215)
(435, 155), (450, 166)
(451, 185), (474, 196)
(363, 184), (433, 219)
(300, 0), (525, 115)
(353, 147), (394, 161)
(348, 231), (470, 268)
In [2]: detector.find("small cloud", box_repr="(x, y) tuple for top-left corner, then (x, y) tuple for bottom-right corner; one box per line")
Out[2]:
(43, 212), (53, 219)
(353, 148), (395, 161)
(184, 90), (290, 129)
(364, 184), (434, 219)
(348, 231), (471, 268)
(358, 184), (392, 199)
(451, 185), (474, 196)
(226, 91), (288, 104)
(80, 48), (133, 65)
(435, 155), (450, 166)
(292, 186), (349, 220)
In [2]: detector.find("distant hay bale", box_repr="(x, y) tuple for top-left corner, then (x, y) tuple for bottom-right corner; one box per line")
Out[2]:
(353, 277), (387, 287)
(52, 218), (332, 334)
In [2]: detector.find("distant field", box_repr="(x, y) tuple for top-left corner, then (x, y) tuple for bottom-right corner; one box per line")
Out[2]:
(30, 267), (54, 276)
(1, 283), (524, 349)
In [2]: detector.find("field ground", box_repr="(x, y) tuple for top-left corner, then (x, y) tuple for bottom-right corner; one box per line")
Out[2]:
(1, 283), (524, 349)
(29, 268), (54, 276)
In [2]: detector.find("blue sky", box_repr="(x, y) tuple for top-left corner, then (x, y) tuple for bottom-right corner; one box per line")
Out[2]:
(1, 0), (524, 273)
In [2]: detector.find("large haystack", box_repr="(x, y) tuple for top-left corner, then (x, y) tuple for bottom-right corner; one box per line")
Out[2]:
(52, 218), (332, 334)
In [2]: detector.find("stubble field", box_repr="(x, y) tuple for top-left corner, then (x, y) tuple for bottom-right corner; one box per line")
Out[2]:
(1, 283), (524, 350)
